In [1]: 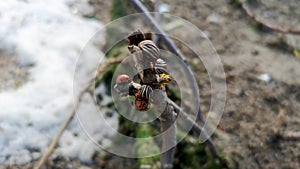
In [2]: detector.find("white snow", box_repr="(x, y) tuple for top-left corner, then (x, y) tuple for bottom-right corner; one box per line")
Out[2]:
(0, 0), (118, 166)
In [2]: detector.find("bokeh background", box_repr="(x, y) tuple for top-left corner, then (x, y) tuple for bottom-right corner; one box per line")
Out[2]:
(0, 0), (299, 168)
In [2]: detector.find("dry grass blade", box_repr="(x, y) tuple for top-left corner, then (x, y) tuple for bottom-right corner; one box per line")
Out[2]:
(34, 57), (122, 169)
(34, 84), (90, 169)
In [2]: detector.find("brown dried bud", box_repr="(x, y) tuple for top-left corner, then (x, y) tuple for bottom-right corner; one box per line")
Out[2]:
(115, 74), (131, 84)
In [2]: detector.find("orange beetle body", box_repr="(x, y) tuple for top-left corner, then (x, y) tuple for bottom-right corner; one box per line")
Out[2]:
(133, 85), (152, 111)
(134, 97), (149, 111)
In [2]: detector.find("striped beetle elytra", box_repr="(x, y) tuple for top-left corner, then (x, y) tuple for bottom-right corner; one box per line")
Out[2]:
(114, 30), (174, 111)
(134, 85), (153, 111)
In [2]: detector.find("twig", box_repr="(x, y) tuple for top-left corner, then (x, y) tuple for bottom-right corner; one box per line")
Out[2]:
(34, 84), (90, 169)
(241, 2), (300, 35)
(35, 57), (123, 169)
(94, 57), (124, 88)
(129, 0), (200, 113)
(130, 0), (220, 160)
(153, 0), (160, 43)
(130, 0), (190, 63)
(150, 89), (176, 169)
(168, 99), (221, 160)
(283, 131), (300, 140)
(128, 31), (176, 167)
(115, 77), (221, 163)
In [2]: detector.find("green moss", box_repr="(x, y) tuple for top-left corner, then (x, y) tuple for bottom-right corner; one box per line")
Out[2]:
(134, 140), (160, 160)
(136, 124), (154, 138)
(174, 138), (207, 169)
(110, 0), (126, 20)
(118, 115), (138, 137)
(134, 124), (160, 168)
(246, 0), (258, 5)
(83, 15), (97, 20)
(138, 156), (160, 169)
(107, 44), (123, 58)
(106, 0), (129, 52)
(207, 160), (224, 169)
(94, 63), (117, 89)
(174, 131), (229, 169)
(105, 40), (128, 59)
(166, 86), (181, 102)
(106, 101), (115, 109)
(228, 0), (242, 8)
(115, 113), (161, 168)
(94, 45), (126, 89)
(135, 140), (160, 167)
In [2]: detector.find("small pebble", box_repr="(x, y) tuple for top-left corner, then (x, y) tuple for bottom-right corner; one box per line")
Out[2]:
(257, 73), (272, 82)
(159, 3), (170, 13)
(206, 12), (220, 24)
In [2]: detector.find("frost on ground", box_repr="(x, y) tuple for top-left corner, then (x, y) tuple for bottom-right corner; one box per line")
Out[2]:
(0, 0), (118, 166)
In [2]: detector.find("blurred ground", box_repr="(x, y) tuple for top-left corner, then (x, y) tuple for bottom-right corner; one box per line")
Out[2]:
(1, 0), (299, 168)
(40, 0), (300, 168)
(89, 0), (300, 168)
(0, 0), (113, 168)
(163, 0), (300, 168)
(48, 0), (300, 169)
(0, 51), (29, 91)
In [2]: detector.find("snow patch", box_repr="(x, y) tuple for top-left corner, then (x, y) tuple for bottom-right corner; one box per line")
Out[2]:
(0, 0), (117, 166)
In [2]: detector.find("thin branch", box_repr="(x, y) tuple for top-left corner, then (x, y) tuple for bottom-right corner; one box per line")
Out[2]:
(241, 3), (300, 35)
(130, 0), (188, 62)
(150, 89), (176, 169)
(95, 57), (124, 81)
(35, 57), (122, 169)
(153, 0), (160, 43)
(129, 32), (176, 167)
(115, 77), (221, 162)
(283, 131), (300, 140)
(129, 0), (201, 118)
(168, 99), (221, 160)
(129, 0), (220, 160)
(34, 84), (90, 169)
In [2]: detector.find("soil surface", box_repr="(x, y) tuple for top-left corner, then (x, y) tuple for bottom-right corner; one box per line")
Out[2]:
(163, 0), (300, 168)
(91, 0), (300, 168)
(0, 50), (29, 91)
(5, 0), (299, 168)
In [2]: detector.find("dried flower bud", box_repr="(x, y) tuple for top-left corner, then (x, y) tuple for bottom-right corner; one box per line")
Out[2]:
(115, 74), (131, 84)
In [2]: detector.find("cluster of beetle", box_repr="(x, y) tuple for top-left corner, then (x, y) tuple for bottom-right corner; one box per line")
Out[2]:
(114, 30), (173, 111)
(113, 30), (222, 169)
